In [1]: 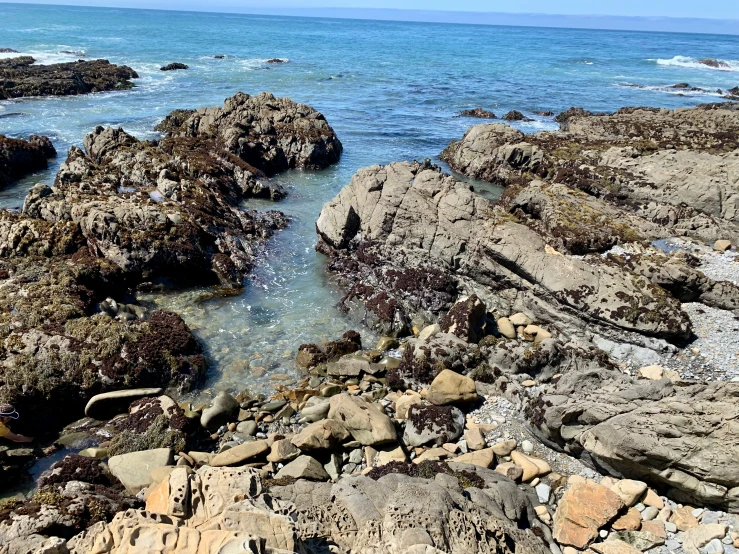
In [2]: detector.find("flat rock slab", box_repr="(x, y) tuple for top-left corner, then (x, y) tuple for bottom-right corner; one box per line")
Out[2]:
(84, 388), (163, 420)
(109, 448), (173, 494)
(210, 440), (269, 467)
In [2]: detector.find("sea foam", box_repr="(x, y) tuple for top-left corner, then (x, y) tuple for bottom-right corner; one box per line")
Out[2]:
(652, 55), (739, 72)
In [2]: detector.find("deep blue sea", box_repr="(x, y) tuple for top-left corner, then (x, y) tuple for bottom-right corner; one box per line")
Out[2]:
(2, 3), (739, 397)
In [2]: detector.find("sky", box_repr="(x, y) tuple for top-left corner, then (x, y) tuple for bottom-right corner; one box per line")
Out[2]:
(5, 0), (739, 33)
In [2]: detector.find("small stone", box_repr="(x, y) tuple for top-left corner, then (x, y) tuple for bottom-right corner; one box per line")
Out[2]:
(637, 365), (664, 380)
(236, 420), (257, 436)
(451, 447), (495, 468)
(376, 336), (399, 351)
(523, 325), (552, 344)
(553, 482), (624, 548)
(497, 317), (516, 339)
(642, 489), (664, 509)
(705, 538), (724, 554)
(610, 479), (648, 507)
(509, 312), (533, 326)
(266, 439), (300, 463)
(200, 391), (239, 432)
(210, 440), (269, 467)
(427, 370), (478, 406)
(395, 393), (424, 420)
(642, 506), (659, 521)
(641, 520), (667, 540)
(600, 530), (609, 539)
(521, 380), (537, 387)
(664, 521), (677, 533)
(530, 477), (540, 487)
(418, 323), (441, 341)
(612, 508), (643, 531)
(274, 455), (330, 481)
(491, 439), (517, 456)
(521, 440), (534, 453)
(714, 239), (732, 252)
(692, 508), (705, 518)
(510, 450), (550, 481)
(494, 461), (523, 481)
(464, 427), (486, 451)
(536, 483), (552, 503)
(670, 506), (700, 531)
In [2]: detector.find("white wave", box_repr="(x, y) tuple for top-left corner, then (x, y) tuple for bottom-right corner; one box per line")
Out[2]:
(615, 82), (726, 98)
(0, 50), (88, 65)
(652, 56), (739, 72)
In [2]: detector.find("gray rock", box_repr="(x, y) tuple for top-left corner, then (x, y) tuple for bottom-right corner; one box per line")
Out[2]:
(403, 404), (465, 447)
(200, 391), (239, 432)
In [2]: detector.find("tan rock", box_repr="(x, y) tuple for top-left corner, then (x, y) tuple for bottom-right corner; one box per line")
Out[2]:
(494, 462), (523, 481)
(510, 450), (550, 481)
(210, 440), (269, 467)
(714, 239), (732, 252)
(640, 520), (666, 540)
(291, 419), (351, 450)
(414, 447), (451, 463)
(266, 439), (300, 463)
(610, 479), (647, 506)
(491, 439), (517, 456)
(553, 482), (625, 548)
(600, 476), (620, 489)
(418, 323), (441, 341)
(563, 548), (579, 554)
(149, 465), (177, 487)
(274, 455), (330, 481)
(681, 523), (728, 554)
(452, 447), (495, 468)
(509, 312), (533, 326)
(669, 506), (700, 531)
(612, 507), (642, 531)
(427, 369), (478, 405)
(637, 365), (664, 380)
(464, 427), (487, 451)
(395, 393), (424, 420)
(642, 489), (664, 509)
(375, 445), (407, 465)
(590, 540), (642, 554)
(523, 325), (552, 344)
(497, 317), (516, 339)
(328, 393), (397, 445)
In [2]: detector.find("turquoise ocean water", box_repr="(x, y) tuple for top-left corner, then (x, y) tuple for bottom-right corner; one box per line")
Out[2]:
(2, 3), (739, 398)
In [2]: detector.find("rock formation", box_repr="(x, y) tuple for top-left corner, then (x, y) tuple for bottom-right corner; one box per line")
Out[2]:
(0, 57), (138, 98)
(0, 134), (55, 188)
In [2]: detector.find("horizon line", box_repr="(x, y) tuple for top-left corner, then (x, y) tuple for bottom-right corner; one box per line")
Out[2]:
(3, 2), (739, 35)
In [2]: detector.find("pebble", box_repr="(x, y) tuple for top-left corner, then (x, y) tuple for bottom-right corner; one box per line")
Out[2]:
(665, 522), (678, 533)
(536, 483), (551, 503)
(642, 506), (659, 521)
(600, 530), (609, 539)
(706, 538), (725, 554)
(521, 440), (534, 454)
(665, 540), (681, 551)
(693, 508), (705, 518)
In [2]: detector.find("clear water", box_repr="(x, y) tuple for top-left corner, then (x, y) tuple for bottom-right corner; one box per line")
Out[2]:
(2, 4), (739, 398)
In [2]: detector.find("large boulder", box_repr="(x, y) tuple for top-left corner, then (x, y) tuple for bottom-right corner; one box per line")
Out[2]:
(108, 448), (174, 494)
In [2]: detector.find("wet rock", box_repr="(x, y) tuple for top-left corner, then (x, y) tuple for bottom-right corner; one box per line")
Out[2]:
(698, 58), (729, 68)
(502, 110), (532, 121)
(0, 134), (56, 188)
(459, 107), (497, 119)
(0, 58), (138, 98)
(200, 391), (239, 432)
(160, 62), (188, 71)
(296, 330), (362, 368)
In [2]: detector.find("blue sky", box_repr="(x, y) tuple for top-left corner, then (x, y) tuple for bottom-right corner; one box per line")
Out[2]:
(6, 0), (738, 18)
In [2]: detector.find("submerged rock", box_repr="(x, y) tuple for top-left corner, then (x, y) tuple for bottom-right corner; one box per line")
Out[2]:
(0, 57), (138, 98)
(159, 62), (188, 71)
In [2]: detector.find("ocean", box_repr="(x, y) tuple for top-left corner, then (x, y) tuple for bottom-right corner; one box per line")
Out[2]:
(2, 3), (739, 398)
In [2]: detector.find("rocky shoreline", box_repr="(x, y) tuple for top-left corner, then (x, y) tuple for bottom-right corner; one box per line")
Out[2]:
(0, 56), (139, 99)
(1, 97), (739, 554)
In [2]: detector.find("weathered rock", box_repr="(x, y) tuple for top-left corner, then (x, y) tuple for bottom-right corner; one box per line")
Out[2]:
(452, 447), (495, 468)
(509, 450), (550, 481)
(529, 363), (739, 511)
(274, 455), (330, 481)
(464, 427), (487, 451)
(327, 393), (397, 446)
(439, 295), (486, 343)
(108, 448), (174, 493)
(403, 404), (465, 447)
(107, 395), (189, 456)
(495, 462), (524, 481)
(291, 419), (351, 450)
(459, 107), (497, 119)
(681, 524), (729, 554)
(0, 57), (138, 99)
(84, 388), (163, 420)
(496, 317), (516, 339)
(0, 134), (56, 188)
(300, 395), (331, 422)
(427, 369), (478, 406)
(266, 439), (300, 463)
(610, 479), (648, 507)
(612, 507), (643, 531)
(394, 392), (424, 420)
(553, 481), (624, 548)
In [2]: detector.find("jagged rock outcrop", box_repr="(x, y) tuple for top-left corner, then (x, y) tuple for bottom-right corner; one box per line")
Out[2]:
(158, 91), (343, 175)
(316, 160), (691, 346)
(441, 103), (739, 243)
(0, 134), (56, 188)
(0, 57), (138, 98)
(526, 362), (739, 511)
